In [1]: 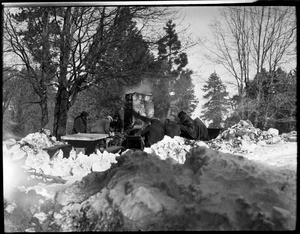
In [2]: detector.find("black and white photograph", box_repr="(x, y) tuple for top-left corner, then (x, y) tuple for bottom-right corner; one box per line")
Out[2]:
(2, 0), (297, 231)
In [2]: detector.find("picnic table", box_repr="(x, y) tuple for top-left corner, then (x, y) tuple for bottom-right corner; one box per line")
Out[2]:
(61, 133), (110, 155)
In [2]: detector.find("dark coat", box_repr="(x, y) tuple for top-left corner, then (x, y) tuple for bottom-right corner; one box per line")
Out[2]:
(194, 117), (209, 141)
(178, 114), (197, 140)
(111, 117), (123, 132)
(111, 112), (123, 132)
(72, 115), (87, 134)
(140, 122), (165, 147)
(164, 120), (181, 138)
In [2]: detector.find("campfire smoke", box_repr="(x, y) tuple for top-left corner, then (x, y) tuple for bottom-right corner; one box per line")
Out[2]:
(124, 78), (153, 95)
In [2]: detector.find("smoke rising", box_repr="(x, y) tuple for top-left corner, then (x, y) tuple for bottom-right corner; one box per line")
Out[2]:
(124, 78), (153, 95)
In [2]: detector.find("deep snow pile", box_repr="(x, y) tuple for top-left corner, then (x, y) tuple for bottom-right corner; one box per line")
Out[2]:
(207, 120), (297, 154)
(3, 130), (60, 161)
(4, 130), (296, 231)
(52, 148), (296, 231)
(3, 132), (120, 179)
(19, 129), (62, 153)
(144, 135), (209, 164)
(3, 131), (121, 205)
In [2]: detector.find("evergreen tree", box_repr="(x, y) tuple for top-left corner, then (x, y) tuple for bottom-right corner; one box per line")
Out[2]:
(67, 8), (156, 133)
(157, 20), (188, 74)
(201, 72), (230, 128)
(243, 68), (296, 131)
(152, 20), (196, 118)
(86, 7), (152, 86)
(173, 69), (198, 115)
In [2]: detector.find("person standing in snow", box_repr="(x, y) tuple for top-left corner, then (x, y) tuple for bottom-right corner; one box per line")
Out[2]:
(93, 115), (114, 134)
(140, 118), (165, 147)
(72, 111), (89, 134)
(111, 111), (123, 133)
(177, 111), (197, 140)
(93, 115), (114, 151)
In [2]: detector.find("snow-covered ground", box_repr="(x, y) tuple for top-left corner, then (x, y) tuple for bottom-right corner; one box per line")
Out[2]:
(239, 142), (297, 171)
(3, 127), (297, 231)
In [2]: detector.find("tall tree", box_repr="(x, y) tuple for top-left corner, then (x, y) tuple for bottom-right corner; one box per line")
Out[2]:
(246, 67), (296, 131)
(273, 69), (297, 132)
(4, 7), (56, 129)
(248, 6), (296, 126)
(4, 6), (172, 139)
(157, 20), (188, 73)
(201, 72), (230, 128)
(204, 6), (296, 124)
(152, 20), (197, 118)
(85, 7), (153, 88)
(172, 69), (198, 115)
(206, 7), (251, 99)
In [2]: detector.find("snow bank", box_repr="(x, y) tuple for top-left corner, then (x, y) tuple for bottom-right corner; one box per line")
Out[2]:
(208, 120), (297, 154)
(3, 132), (120, 204)
(53, 148), (296, 231)
(3, 131), (120, 181)
(144, 135), (209, 164)
(3, 126), (297, 231)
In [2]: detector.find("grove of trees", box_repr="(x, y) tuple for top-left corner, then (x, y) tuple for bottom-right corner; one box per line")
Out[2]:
(202, 6), (296, 133)
(3, 6), (198, 138)
(3, 5), (296, 139)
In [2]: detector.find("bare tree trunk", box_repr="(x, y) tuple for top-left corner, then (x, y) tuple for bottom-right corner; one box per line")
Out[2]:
(52, 7), (72, 140)
(39, 9), (50, 129)
(53, 87), (70, 140)
(39, 93), (49, 129)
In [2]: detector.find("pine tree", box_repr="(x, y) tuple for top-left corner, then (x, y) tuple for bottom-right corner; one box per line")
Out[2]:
(201, 72), (230, 128)
(243, 68), (297, 131)
(157, 20), (188, 74)
(152, 20), (196, 118)
(173, 69), (198, 115)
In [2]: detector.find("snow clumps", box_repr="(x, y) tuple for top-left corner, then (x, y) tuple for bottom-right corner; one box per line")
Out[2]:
(144, 135), (209, 164)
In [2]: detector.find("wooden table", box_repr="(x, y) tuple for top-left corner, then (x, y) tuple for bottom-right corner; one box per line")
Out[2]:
(61, 133), (110, 155)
